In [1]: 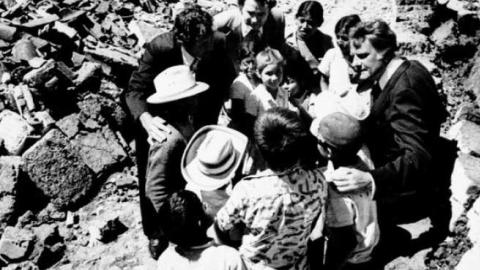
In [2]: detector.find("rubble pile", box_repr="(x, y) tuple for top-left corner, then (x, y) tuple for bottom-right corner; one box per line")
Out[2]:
(0, 0), (232, 268)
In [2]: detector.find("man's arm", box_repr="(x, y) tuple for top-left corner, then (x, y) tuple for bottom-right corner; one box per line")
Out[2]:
(125, 36), (172, 141)
(331, 86), (435, 197)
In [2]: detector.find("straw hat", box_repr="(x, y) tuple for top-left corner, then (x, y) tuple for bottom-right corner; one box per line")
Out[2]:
(181, 125), (248, 191)
(147, 65), (209, 104)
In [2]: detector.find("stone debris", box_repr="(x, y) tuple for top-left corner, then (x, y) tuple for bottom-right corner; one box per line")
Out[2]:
(65, 211), (79, 228)
(109, 172), (138, 189)
(0, 156), (22, 231)
(21, 129), (95, 209)
(88, 216), (128, 243)
(29, 224), (65, 268)
(0, 226), (35, 263)
(0, 110), (34, 155)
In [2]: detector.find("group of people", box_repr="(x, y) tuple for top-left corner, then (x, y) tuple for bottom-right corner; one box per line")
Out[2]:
(124, 0), (455, 269)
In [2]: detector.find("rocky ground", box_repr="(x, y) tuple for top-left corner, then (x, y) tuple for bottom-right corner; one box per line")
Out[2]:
(1, 0), (480, 269)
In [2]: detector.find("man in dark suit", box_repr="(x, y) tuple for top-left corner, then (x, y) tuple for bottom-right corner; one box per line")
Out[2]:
(125, 5), (235, 258)
(213, 0), (285, 70)
(329, 20), (455, 265)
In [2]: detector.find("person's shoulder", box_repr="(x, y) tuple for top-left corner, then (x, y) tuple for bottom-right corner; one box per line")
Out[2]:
(147, 32), (176, 53)
(214, 7), (242, 30)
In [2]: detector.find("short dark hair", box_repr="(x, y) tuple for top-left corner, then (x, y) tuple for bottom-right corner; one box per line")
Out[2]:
(159, 190), (207, 247)
(296, 1), (324, 26)
(254, 108), (309, 171)
(351, 19), (397, 54)
(334, 14), (361, 37)
(174, 5), (213, 46)
(238, 0), (269, 7)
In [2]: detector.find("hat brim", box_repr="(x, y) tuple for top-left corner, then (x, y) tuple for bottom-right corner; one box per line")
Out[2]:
(146, 82), (209, 104)
(181, 125), (248, 191)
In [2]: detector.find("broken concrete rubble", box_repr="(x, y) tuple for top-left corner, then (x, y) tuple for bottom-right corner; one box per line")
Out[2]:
(0, 110), (34, 155)
(0, 226), (35, 263)
(71, 126), (128, 176)
(21, 128), (95, 210)
(88, 216), (128, 243)
(0, 156), (22, 230)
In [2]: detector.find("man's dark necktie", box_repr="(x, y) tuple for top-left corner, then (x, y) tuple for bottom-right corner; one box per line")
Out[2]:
(371, 81), (382, 102)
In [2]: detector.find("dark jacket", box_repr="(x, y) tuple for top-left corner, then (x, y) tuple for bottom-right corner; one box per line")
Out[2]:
(213, 7), (285, 68)
(126, 31), (236, 128)
(365, 60), (447, 202)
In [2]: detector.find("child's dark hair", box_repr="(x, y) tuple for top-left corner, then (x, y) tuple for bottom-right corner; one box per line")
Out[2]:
(334, 14), (361, 37)
(159, 190), (208, 248)
(174, 5), (213, 46)
(254, 107), (309, 171)
(295, 1), (324, 27)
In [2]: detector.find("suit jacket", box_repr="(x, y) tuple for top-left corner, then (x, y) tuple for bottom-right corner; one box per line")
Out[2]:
(126, 31), (236, 128)
(213, 7), (285, 67)
(365, 60), (447, 202)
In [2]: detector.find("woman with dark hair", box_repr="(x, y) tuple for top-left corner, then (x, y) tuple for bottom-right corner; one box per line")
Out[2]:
(328, 19), (453, 265)
(319, 14), (362, 96)
(286, 1), (333, 72)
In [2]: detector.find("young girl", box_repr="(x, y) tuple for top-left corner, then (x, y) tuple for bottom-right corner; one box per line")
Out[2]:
(319, 14), (362, 97)
(228, 47), (299, 137)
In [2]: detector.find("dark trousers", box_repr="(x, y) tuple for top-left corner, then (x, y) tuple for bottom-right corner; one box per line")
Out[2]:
(135, 129), (161, 239)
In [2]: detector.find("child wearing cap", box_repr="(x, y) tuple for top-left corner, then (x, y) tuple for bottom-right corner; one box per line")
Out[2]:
(157, 190), (246, 270)
(212, 107), (327, 270)
(310, 112), (379, 269)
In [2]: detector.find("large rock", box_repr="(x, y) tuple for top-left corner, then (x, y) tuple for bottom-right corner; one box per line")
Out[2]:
(29, 224), (65, 268)
(77, 93), (128, 134)
(466, 52), (480, 107)
(430, 19), (456, 46)
(0, 156), (22, 230)
(450, 153), (480, 229)
(70, 126), (128, 176)
(21, 129), (95, 209)
(467, 198), (480, 244)
(0, 110), (34, 155)
(0, 226), (35, 262)
(448, 119), (480, 156)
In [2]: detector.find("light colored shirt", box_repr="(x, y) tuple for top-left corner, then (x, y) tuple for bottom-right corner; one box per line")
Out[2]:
(318, 47), (353, 96)
(246, 84), (298, 117)
(181, 46), (196, 67)
(216, 166), (327, 270)
(323, 147), (380, 264)
(157, 241), (246, 270)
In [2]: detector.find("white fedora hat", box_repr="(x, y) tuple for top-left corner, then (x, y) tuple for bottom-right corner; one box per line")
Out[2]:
(181, 125), (248, 191)
(147, 65), (209, 104)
